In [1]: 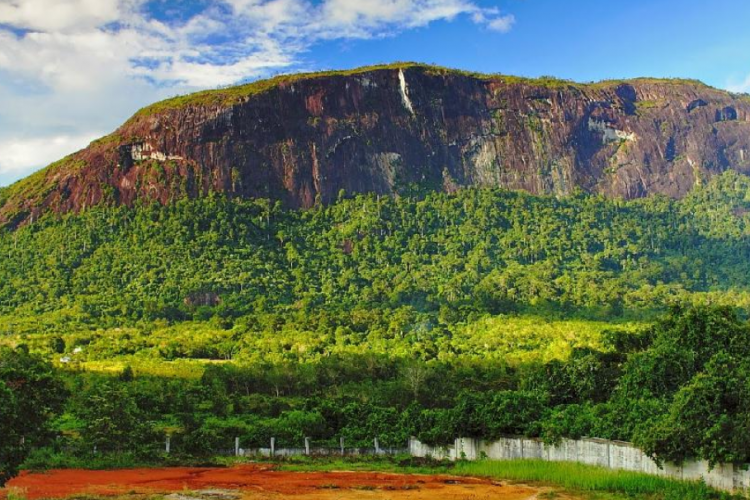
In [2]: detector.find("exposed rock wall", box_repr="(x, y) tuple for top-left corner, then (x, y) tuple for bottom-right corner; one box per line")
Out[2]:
(3, 64), (750, 226)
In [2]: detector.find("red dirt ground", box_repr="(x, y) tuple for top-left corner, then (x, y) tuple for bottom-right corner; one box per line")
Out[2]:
(1, 465), (552, 499)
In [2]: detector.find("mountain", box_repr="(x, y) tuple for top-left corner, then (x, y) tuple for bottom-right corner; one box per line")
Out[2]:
(7, 65), (750, 474)
(2, 62), (750, 227)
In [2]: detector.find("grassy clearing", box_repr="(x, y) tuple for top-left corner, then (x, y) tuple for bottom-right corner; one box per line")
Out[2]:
(453, 460), (741, 500)
(277, 456), (743, 499)
(452, 315), (644, 364)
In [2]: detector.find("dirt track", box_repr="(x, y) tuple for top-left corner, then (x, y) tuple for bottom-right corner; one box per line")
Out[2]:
(2, 464), (559, 499)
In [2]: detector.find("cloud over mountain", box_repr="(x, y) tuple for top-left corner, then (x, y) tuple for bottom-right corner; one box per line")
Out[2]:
(0, 0), (515, 185)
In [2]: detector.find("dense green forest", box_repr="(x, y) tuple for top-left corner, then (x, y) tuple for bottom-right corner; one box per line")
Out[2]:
(4, 171), (750, 364)
(5, 172), (750, 481)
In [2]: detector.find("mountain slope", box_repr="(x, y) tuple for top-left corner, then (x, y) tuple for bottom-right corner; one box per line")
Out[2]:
(2, 62), (750, 227)
(4, 171), (750, 335)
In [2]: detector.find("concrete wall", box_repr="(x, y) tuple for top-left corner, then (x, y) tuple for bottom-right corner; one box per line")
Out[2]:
(409, 436), (750, 494)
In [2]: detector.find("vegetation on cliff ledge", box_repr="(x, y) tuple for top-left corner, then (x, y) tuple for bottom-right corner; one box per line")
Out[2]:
(128, 62), (717, 119)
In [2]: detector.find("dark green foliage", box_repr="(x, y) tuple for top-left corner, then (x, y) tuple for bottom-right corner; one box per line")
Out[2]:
(70, 379), (162, 456)
(49, 336), (66, 354)
(630, 307), (750, 466)
(0, 347), (66, 484)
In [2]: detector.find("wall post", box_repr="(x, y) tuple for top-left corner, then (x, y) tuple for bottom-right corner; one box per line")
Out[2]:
(165, 436), (171, 455)
(235, 437), (240, 457)
(305, 437), (310, 455)
(340, 437), (345, 455)
(270, 437), (275, 457)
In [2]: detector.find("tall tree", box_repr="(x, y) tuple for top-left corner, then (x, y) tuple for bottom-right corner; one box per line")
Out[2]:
(0, 347), (67, 485)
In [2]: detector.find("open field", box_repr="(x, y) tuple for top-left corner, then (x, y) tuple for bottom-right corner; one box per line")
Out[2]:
(2, 460), (741, 500)
(454, 461), (739, 499)
(1, 465), (549, 500)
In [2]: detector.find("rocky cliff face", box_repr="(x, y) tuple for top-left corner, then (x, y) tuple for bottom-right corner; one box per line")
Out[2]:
(3, 63), (750, 227)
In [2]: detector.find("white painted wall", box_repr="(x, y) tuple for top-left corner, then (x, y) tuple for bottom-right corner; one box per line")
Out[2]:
(409, 436), (750, 494)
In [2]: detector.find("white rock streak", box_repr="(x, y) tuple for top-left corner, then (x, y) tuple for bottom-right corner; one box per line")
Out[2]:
(588, 118), (636, 144)
(399, 69), (415, 115)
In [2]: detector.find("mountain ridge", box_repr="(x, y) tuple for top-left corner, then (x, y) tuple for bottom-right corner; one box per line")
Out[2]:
(3, 62), (750, 228)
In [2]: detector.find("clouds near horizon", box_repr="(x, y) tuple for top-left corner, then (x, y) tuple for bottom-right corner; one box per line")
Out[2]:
(0, 0), (516, 185)
(728, 75), (750, 94)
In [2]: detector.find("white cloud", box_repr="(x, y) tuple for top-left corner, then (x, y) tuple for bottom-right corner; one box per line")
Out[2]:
(0, 0), (516, 186)
(728, 74), (750, 94)
(318, 0), (468, 33)
(0, 28), (153, 91)
(0, 0), (122, 32)
(0, 133), (100, 175)
(487, 14), (515, 33)
(470, 6), (515, 33)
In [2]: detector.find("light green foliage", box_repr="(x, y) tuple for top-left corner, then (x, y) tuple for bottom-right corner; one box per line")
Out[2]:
(3, 171), (750, 366)
(454, 460), (738, 500)
(451, 316), (639, 364)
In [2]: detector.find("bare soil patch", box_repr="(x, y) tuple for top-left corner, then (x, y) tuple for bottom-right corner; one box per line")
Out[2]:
(2, 464), (557, 499)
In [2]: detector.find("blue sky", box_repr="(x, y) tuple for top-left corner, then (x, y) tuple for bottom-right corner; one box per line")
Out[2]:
(1, 0), (749, 186)
(310, 0), (750, 87)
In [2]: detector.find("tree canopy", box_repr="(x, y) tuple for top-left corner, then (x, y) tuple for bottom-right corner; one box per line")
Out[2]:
(0, 347), (66, 484)
(4, 173), (750, 476)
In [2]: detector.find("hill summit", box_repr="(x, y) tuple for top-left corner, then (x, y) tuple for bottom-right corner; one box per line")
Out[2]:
(2, 62), (750, 227)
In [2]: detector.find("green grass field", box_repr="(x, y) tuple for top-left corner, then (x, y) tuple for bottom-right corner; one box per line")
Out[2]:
(453, 460), (740, 500)
(279, 457), (742, 499)
(274, 457), (741, 499)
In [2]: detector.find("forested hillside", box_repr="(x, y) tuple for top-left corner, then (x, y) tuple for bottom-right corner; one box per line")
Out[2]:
(2, 172), (750, 480)
(3, 171), (750, 361)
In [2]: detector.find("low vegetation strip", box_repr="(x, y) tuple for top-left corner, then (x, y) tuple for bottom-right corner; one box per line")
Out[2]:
(453, 460), (741, 500)
(410, 435), (750, 492)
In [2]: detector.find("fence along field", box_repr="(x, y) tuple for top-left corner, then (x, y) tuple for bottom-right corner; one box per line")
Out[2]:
(165, 436), (407, 458)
